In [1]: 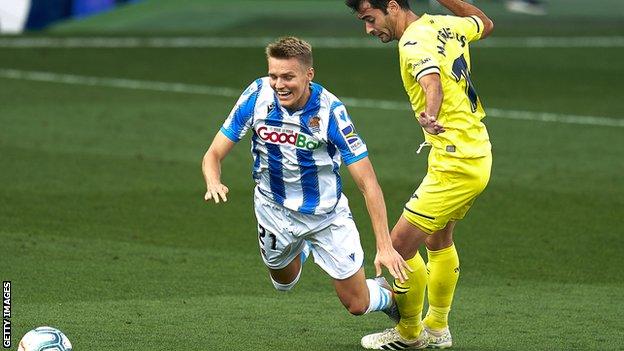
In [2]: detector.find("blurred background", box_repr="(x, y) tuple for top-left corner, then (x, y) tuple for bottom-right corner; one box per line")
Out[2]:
(1, 1), (623, 350)
(1, 0), (623, 35)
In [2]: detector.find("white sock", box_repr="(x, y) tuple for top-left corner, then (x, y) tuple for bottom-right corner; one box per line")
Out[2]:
(364, 278), (393, 314)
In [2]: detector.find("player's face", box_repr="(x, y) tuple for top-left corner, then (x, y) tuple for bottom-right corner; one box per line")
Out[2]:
(268, 57), (314, 110)
(355, 1), (397, 43)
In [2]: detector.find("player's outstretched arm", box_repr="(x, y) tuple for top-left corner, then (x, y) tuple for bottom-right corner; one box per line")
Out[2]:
(436, 0), (494, 38)
(202, 131), (235, 204)
(346, 157), (412, 283)
(418, 73), (445, 135)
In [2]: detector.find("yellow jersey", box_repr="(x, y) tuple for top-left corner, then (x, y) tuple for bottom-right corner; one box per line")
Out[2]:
(399, 14), (491, 158)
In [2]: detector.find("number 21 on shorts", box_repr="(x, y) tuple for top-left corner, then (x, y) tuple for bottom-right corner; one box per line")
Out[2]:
(258, 224), (277, 258)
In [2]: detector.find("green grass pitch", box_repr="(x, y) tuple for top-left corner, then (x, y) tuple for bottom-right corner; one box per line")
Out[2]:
(1, 0), (623, 350)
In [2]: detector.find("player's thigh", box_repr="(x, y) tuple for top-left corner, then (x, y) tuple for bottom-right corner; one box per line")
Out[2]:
(425, 221), (456, 250)
(391, 215), (430, 260)
(447, 154), (492, 221)
(404, 154), (490, 234)
(402, 169), (452, 235)
(254, 196), (307, 281)
(306, 208), (364, 280)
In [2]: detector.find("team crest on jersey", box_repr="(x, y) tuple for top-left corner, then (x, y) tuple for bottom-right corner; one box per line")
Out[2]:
(308, 116), (321, 133)
(340, 124), (363, 151)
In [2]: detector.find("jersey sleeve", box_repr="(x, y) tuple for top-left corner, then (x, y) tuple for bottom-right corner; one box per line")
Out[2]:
(219, 79), (262, 142)
(401, 42), (441, 82)
(326, 101), (368, 166)
(454, 15), (484, 43)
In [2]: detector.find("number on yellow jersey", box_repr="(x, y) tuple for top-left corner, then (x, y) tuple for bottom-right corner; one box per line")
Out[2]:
(451, 54), (479, 113)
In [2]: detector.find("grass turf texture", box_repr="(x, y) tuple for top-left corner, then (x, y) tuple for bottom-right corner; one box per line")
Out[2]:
(1, 0), (623, 350)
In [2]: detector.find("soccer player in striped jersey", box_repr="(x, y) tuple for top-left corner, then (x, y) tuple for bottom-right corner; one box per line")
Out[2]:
(346, 0), (494, 349)
(202, 37), (411, 332)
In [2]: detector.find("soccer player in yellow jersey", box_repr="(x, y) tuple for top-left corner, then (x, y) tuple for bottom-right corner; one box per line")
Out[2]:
(346, 0), (494, 349)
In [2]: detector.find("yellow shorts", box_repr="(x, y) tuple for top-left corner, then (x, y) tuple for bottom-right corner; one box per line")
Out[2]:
(402, 149), (492, 234)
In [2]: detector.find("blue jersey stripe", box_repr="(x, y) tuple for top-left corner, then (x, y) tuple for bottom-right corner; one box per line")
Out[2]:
(296, 149), (320, 214)
(251, 133), (261, 180)
(222, 79), (262, 141)
(235, 79), (262, 179)
(297, 88), (322, 214)
(266, 143), (285, 204)
(326, 143), (342, 201)
(264, 94), (285, 204)
(219, 126), (238, 142)
(346, 151), (369, 166)
(329, 100), (344, 115)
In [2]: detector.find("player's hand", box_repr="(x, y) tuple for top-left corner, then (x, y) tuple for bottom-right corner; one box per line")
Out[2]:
(374, 246), (412, 284)
(204, 183), (229, 204)
(418, 112), (445, 135)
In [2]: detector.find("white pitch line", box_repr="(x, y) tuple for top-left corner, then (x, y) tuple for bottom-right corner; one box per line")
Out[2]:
(0, 36), (624, 49)
(1, 68), (622, 128)
(0, 68), (241, 97)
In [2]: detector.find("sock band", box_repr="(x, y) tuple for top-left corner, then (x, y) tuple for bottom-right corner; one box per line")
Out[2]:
(365, 278), (393, 314)
(271, 266), (302, 291)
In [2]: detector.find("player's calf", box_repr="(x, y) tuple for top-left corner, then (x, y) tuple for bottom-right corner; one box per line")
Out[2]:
(268, 241), (310, 291)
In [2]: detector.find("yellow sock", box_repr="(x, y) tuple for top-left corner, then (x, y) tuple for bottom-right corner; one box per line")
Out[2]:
(393, 252), (427, 339)
(423, 244), (460, 330)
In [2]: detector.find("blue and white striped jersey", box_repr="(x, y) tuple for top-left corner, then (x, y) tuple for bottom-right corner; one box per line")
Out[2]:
(220, 77), (368, 215)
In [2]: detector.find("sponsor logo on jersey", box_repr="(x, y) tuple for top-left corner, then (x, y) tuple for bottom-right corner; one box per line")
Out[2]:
(257, 125), (320, 150)
(340, 124), (364, 151)
(414, 57), (431, 67)
(411, 57), (433, 73)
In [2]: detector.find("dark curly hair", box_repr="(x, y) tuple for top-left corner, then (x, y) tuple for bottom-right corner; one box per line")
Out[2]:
(345, 0), (411, 14)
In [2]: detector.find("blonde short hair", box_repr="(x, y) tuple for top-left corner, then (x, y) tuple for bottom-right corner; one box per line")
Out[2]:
(265, 37), (313, 67)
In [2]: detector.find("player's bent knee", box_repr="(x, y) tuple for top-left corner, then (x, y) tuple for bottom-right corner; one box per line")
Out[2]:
(347, 304), (368, 316)
(344, 301), (368, 316)
(338, 294), (368, 315)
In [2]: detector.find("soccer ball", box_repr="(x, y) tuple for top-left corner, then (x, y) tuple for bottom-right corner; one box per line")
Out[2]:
(17, 326), (73, 351)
